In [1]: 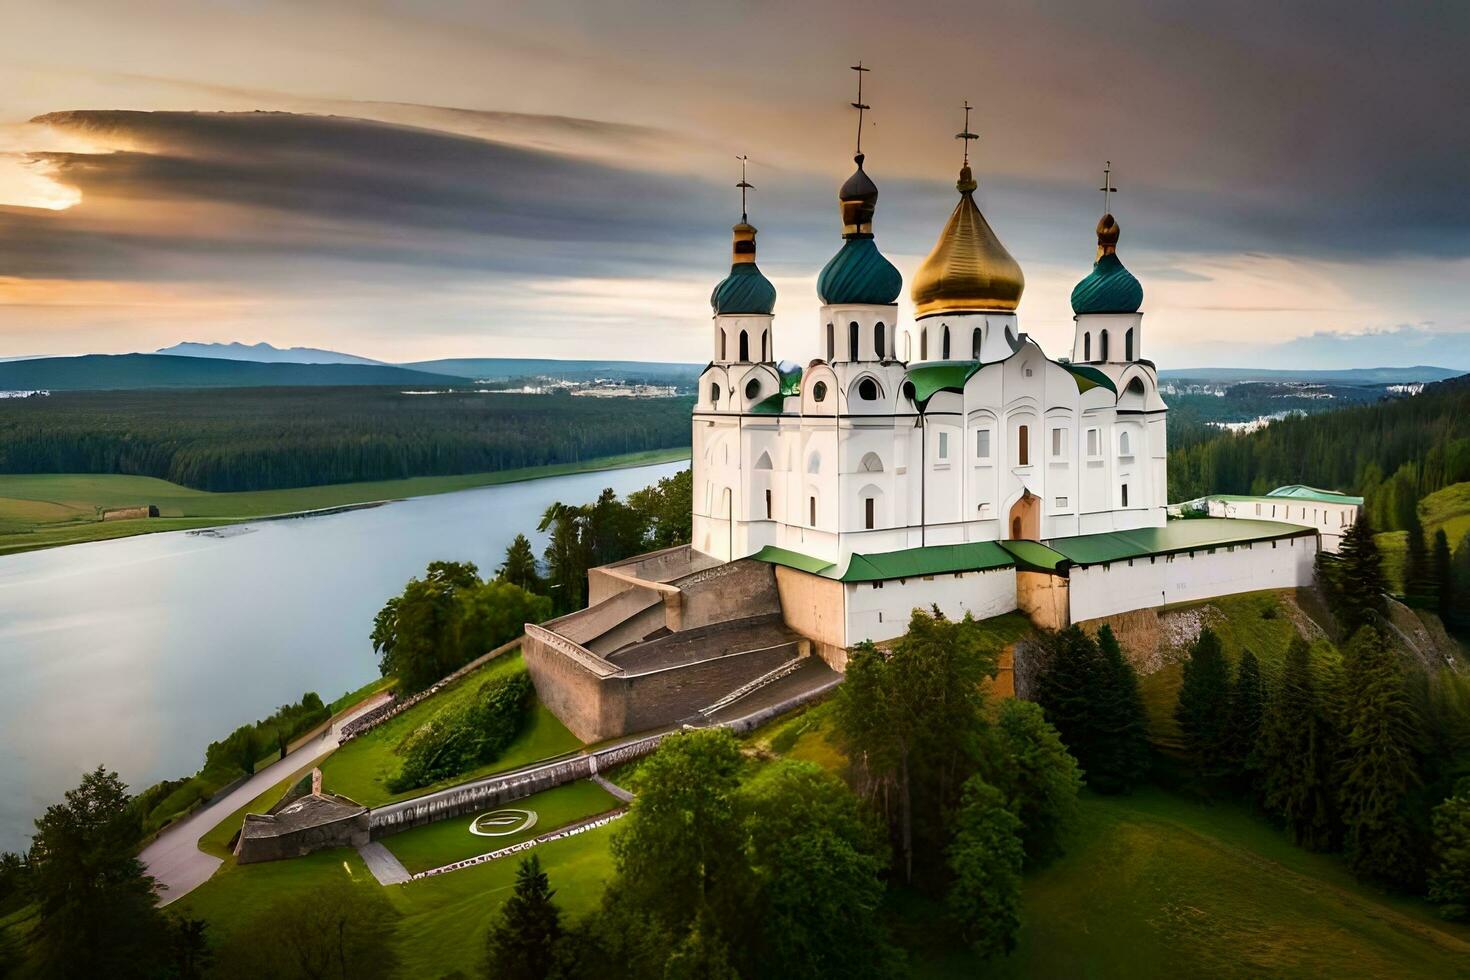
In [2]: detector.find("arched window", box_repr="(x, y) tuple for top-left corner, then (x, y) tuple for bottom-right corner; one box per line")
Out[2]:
(709, 383), (720, 404)
(807, 452), (821, 474)
(942, 325), (951, 360)
(1018, 424), (1030, 466)
(826, 323), (834, 361)
(972, 327), (982, 359)
(1083, 332), (1091, 361)
(865, 497), (876, 529)
(1119, 430), (1131, 456)
(857, 377), (879, 401)
(761, 331), (768, 361)
(1125, 328), (1134, 361)
(921, 328), (929, 361)
(739, 330), (749, 362)
(744, 378), (760, 400)
(875, 322), (886, 359)
(860, 452), (884, 472)
(849, 321), (860, 361)
(1099, 330), (1110, 361)
(754, 450), (773, 470)
(812, 381), (828, 402)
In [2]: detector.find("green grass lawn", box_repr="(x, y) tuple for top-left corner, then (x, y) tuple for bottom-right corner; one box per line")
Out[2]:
(318, 652), (582, 808)
(381, 780), (620, 874)
(0, 447), (689, 555)
(1376, 480), (1470, 591)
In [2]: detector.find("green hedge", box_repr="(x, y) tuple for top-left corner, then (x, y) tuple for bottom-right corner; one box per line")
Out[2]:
(389, 672), (533, 793)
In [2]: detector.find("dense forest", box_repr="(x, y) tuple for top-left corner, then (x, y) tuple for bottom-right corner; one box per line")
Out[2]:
(0, 387), (693, 492)
(1168, 374), (1470, 529)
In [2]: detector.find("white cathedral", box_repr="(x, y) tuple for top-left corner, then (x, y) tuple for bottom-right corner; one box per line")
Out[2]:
(692, 146), (1166, 569)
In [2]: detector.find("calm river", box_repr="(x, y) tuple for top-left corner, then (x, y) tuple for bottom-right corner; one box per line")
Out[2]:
(0, 460), (687, 853)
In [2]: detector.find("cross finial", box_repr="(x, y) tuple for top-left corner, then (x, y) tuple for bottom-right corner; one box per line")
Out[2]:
(735, 154), (753, 222)
(955, 100), (978, 167)
(1099, 161), (1118, 216)
(850, 61), (871, 156)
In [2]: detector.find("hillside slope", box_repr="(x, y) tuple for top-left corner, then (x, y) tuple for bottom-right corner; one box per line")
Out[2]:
(0, 353), (469, 390)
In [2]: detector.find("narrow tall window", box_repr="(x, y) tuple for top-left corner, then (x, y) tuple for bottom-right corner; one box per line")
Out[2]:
(1084, 332), (1091, 361)
(972, 327), (982, 359)
(865, 497), (875, 529)
(1052, 427), (1066, 457)
(1087, 428), (1100, 457)
(938, 431), (949, 460)
(1125, 328), (1134, 361)
(1018, 424), (1030, 465)
(849, 321), (860, 361)
(1119, 430), (1131, 455)
(976, 429), (991, 460)
(765, 489), (772, 519)
(761, 331), (768, 361)
(739, 330), (749, 362)
(826, 323), (834, 361)
(1100, 330), (1110, 361)
(809, 496), (817, 526)
(875, 322), (886, 359)
(921, 328), (929, 360)
(1121, 483), (1129, 507)
(942, 326), (951, 360)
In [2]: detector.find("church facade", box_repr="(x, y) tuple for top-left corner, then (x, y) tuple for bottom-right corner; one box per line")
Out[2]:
(693, 147), (1167, 571)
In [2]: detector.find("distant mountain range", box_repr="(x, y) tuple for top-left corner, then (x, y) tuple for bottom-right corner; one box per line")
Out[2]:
(403, 358), (702, 382)
(0, 354), (470, 390)
(156, 341), (387, 366)
(1157, 366), (1462, 384)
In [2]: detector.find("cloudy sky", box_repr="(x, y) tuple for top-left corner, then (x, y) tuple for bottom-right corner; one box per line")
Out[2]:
(1, 0), (1467, 368)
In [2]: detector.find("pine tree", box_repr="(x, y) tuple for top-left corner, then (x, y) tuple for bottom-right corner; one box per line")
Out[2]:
(498, 533), (543, 594)
(1330, 514), (1389, 632)
(1428, 777), (1470, 921)
(1258, 637), (1339, 850)
(1337, 626), (1423, 889)
(1175, 628), (1233, 784)
(1092, 625), (1152, 793)
(1404, 510), (1435, 605)
(484, 854), (563, 980)
(1223, 649), (1266, 796)
(1035, 625), (1150, 795)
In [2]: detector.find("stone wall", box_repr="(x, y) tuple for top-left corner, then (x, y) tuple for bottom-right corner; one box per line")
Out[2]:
(1017, 570), (1070, 629)
(773, 565), (847, 667)
(521, 625), (619, 743)
(235, 794), (369, 864)
(668, 559), (781, 632)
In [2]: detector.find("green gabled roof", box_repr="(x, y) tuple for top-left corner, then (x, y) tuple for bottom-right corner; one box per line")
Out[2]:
(711, 262), (776, 315)
(997, 539), (1069, 573)
(839, 540), (1014, 583)
(1045, 518), (1315, 566)
(750, 392), (787, 414)
(1267, 485), (1364, 505)
(1062, 363), (1117, 395)
(1071, 252), (1143, 315)
(817, 237), (903, 306)
(904, 360), (981, 408)
(750, 545), (836, 576)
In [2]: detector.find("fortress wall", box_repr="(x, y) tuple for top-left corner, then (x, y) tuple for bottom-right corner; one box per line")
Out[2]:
(1068, 533), (1317, 622)
(1017, 570), (1070, 629)
(670, 558), (780, 632)
(773, 566), (846, 664)
(618, 641), (802, 732)
(521, 626), (619, 743)
(845, 566), (1017, 647)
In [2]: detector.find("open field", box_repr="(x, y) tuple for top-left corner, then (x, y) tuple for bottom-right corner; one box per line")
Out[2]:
(318, 651), (583, 808)
(381, 779), (619, 874)
(0, 447), (690, 555)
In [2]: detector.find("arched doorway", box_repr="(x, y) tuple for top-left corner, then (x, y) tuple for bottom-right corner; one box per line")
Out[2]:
(1007, 490), (1040, 540)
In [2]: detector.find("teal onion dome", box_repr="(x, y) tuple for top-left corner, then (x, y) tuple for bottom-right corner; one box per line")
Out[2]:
(817, 237), (902, 305)
(710, 220), (776, 315)
(1070, 214), (1143, 314)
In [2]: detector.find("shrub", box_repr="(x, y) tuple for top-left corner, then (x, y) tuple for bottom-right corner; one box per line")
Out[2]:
(389, 672), (533, 792)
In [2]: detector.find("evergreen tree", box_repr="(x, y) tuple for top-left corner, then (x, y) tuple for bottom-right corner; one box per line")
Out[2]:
(945, 776), (1024, 959)
(1428, 777), (1470, 922)
(1404, 510), (1435, 605)
(1035, 625), (1149, 795)
(540, 502), (589, 614)
(1092, 625), (1153, 793)
(989, 699), (1081, 868)
(1432, 529), (1456, 629)
(1337, 626), (1423, 889)
(484, 854), (562, 980)
(497, 533), (543, 594)
(1222, 650), (1266, 796)
(1258, 637), (1339, 850)
(1328, 515), (1389, 632)
(1175, 628), (1233, 784)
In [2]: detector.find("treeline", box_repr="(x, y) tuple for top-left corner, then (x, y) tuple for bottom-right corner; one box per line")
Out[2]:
(0, 387), (692, 491)
(1168, 374), (1470, 520)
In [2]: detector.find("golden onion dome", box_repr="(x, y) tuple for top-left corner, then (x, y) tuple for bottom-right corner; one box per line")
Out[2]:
(911, 165), (1024, 317)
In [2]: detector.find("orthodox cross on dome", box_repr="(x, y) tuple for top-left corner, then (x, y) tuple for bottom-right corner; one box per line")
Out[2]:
(1099, 161), (1118, 215)
(955, 100), (978, 167)
(736, 154), (753, 222)
(850, 61), (871, 155)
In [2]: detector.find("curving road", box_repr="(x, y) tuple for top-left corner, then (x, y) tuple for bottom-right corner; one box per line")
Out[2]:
(141, 693), (392, 906)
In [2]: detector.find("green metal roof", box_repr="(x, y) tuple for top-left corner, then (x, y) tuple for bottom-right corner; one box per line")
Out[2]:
(817, 237), (903, 306)
(750, 545), (835, 576)
(997, 539), (1069, 573)
(710, 262), (776, 315)
(1045, 518), (1315, 566)
(903, 360), (981, 408)
(750, 392), (787, 414)
(1070, 251), (1143, 315)
(1267, 485), (1364, 505)
(1062, 363), (1117, 395)
(839, 540), (1014, 583)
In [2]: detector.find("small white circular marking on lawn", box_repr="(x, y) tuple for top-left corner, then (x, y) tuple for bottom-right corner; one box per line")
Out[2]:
(469, 808), (538, 837)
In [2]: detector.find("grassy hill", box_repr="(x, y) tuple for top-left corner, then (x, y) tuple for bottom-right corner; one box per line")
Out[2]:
(1378, 480), (1470, 590)
(0, 353), (469, 390)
